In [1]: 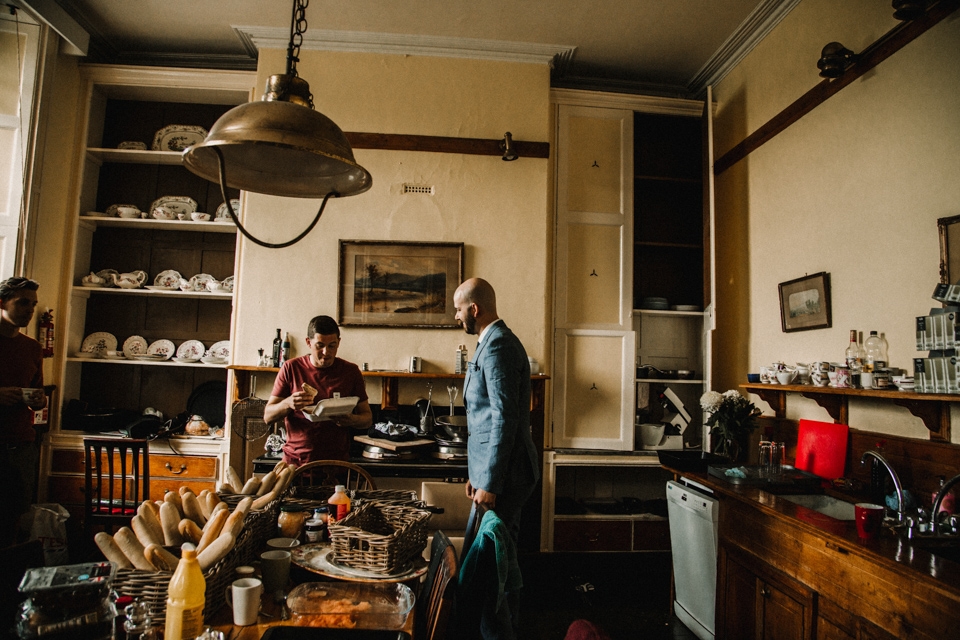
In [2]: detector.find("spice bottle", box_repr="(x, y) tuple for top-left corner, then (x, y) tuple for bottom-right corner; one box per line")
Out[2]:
(328, 485), (351, 522)
(163, 547), (205, 640)
(277, 504), (307, 539)
(455, 344), (467, 374)
(304, 507), (327, 543)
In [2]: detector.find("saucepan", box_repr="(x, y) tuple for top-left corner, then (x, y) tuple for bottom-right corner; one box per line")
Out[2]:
(435, 415), (468, 442)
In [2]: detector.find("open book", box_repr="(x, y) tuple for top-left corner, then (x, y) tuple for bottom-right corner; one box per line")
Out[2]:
(302, 396), (359, 422)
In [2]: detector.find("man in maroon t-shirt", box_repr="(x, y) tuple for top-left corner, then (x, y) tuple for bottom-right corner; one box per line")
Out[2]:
(0, 277), (47, 547)
(264, 315), (372, 465)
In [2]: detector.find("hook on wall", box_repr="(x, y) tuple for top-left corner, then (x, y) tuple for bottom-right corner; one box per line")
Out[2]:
(590, 383), (598, 391)
(591, 160), (600, 168)
(590, 269), (598, 277)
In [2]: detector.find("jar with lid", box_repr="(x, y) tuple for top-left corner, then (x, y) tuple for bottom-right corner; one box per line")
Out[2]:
(277, 504), (307, 540)
(304, 507), (328, 543)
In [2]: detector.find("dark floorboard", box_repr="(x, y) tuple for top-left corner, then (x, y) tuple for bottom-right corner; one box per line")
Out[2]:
(516, 551), (698, 640)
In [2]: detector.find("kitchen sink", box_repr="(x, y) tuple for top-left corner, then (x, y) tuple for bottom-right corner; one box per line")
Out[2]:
(909, 537), (960, 564)
(779, 494), (857, 521)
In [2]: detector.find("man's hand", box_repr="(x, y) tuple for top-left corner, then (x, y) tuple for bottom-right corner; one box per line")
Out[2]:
(465, 480), (497, 510)
(287, 390), (314, 412)
(23, 388), (45, 410)
(0, 387), (20, 407)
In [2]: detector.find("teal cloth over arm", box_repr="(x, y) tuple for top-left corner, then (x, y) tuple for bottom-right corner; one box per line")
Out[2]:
(458, 509), (522, 611)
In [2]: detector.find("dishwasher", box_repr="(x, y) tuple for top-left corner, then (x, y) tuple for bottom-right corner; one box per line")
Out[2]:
(666, 478), (719, 640)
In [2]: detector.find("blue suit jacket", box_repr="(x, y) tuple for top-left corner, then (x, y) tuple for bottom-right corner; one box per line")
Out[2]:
(464, 321), (540, 496)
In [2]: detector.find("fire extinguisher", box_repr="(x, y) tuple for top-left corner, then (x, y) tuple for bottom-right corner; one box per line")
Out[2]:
(38, 309), (54, 358)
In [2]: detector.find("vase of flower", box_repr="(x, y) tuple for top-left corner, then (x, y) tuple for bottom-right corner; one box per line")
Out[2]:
(700, 389), (762, 464)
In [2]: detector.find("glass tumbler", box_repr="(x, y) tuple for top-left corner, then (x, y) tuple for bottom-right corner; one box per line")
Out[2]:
(759, 441), (785, 478)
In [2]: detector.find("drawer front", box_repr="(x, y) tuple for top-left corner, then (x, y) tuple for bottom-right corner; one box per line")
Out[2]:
(554, 519), (632, 551)
(632, 520), (670, 551)
(151, 455), (217, 480)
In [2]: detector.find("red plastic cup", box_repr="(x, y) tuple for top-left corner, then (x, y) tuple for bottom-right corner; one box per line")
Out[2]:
(855, 503), (884, 539)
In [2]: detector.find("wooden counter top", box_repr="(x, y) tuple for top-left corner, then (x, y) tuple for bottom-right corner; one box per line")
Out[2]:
(666, 465), (960, 638)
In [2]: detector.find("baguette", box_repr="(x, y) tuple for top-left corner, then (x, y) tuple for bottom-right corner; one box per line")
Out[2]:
(159, 501), (185, 546)
(197, 530), (236, 571)
(137, 501), (164, 544)
(178, 518), (204, 544)
(273, 459), (287, 474)
(94, 532), (133, 569)
(274, 466), (293, 496)
(196, 508), (229, 553)
(163, 490), (183, 516)
(216, 482), (237, 494)
(131, 514), (164, 548)
(178, 485), (193, 496)
(222, 508), (245, 539)
(239, 476), (261, 496)
(256, 470), (277, 497)
(251, 489), (277, 510)
(206, 490), (221, 514)
(114, 526), (155, 571)
(211, 501), (229, 517)
(225, 466), (244, 492)
(198, 490), (212, 518)
(234, 496), (254, 519)
(181, 491), (207, 527)
(144, 543), (180, 572)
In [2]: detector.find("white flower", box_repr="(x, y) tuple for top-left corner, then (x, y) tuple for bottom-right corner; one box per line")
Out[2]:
(700, 391), (723, 413)
(722, 389), (741, 400)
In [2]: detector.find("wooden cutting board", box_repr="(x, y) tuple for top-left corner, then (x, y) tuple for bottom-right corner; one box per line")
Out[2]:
(354, 434), (435, 451)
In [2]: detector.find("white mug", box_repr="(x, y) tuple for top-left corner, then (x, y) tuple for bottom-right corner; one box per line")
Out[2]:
(260, 550), (291, 595)
(225, 577), (262, 626)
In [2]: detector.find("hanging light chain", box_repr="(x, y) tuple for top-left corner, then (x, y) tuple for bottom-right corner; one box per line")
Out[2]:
(287, 0), (309, 78)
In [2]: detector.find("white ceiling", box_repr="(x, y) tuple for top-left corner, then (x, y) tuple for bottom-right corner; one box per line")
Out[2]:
(53, 0), (800, 98)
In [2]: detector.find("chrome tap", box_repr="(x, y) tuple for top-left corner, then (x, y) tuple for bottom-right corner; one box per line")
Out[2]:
(931, 473), (960, 535)
(861, 451), (905, 524)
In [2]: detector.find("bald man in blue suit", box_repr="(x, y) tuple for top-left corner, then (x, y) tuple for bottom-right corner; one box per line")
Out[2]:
(454, 278), (540, 543)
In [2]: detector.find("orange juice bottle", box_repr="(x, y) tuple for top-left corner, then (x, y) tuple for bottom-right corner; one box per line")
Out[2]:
(328, 484), (351, 522)
(164, 546), (205, 640)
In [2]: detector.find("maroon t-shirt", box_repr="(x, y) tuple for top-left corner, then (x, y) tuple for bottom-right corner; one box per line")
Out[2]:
(271, 355), (368, 464)
(0, 332), (43, 444)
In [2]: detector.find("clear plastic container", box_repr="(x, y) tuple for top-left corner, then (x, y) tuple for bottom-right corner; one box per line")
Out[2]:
(287, 581), (414, 630)
(16, 562), (117, 640)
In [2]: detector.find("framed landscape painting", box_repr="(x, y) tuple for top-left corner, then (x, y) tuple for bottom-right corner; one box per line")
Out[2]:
(779, 272), (832, 333)
(338, 240), (464, 328)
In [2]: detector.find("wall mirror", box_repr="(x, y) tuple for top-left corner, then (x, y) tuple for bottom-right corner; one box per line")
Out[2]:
(938, 214), (960, 284)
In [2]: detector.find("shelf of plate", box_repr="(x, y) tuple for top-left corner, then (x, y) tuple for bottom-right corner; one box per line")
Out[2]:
(66, 357), (228, 368)
(78, 216), (236, 233)
(636, 378), (704, 384)
(71, 286), (233, 299)
(633, 309), (705, 317)
(85, 148), (183, 166)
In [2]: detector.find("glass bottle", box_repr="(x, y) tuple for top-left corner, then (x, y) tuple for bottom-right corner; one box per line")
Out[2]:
(845, 329), (862, 386)
(864, 331), (883, 372)
(163, 547), (205, 640)
(328, 484), (351, 522)
(279, 332), (291, 365)
(272, 328), (282, 367)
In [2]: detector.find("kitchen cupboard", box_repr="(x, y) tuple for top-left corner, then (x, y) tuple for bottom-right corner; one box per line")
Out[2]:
(43, 65), (255, 501)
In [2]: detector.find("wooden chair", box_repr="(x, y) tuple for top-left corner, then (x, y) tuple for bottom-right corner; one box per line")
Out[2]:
(418, 530), (459, 640)
(290, 459), (376, 492)
(83, 438), (150, 537)
(461, 501), (487, 560)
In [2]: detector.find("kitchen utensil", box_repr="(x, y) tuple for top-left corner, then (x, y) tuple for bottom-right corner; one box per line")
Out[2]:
(231, 373), (271, 441)
(795, 419), (848, 480)
(446, 384), (458, 416)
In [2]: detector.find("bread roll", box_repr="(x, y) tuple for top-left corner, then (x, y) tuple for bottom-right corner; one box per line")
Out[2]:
(137, 501), (164, 544)
(94, 532), (133, 569)
(252, 489), (277, 510)
(144, 543), (180, 572)
(178, 517), (203, 544)
(239, 476), (261, 496)
(132, 514), (164, 547)
(197, 531), (236, 571)
(217, 481), (237, 494)
(197, 490), (212, 518)
(196, 508), (229, 553)
(114, 526), (155, 571)
(256, 470), (277, 496)
(225, 466), (244, 492)
(163, 490), (183, 516)
(159, 501), (185, 546)
(181, 491), (207, 527)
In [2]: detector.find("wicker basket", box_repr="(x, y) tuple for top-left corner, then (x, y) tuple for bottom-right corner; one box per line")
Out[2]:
(327, 502), (431, 574)
(113, 526), (248, 620)
(284, 488), (424, 512)
(217, 492), (283, 564)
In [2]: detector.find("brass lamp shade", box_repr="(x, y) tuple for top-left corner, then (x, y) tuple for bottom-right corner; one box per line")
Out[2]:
(182, 98), (372, 199)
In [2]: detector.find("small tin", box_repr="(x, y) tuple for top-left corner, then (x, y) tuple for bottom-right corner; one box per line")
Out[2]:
(409, 356), (422, 373)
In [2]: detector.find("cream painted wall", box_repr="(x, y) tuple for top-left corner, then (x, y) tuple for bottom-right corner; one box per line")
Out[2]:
(233, 50), (551, 405)
(713, 0), (960, 439)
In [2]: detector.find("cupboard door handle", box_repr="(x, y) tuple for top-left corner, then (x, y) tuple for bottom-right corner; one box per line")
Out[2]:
(586, 533), (600, 543)
(166, 462), (187, 475)
(760, 585), (771, 598)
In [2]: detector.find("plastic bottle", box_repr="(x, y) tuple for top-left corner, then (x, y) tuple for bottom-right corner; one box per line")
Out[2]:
(163, 547), (205, 640)
(272, 328), (282, 367)
(328, 484), (351, 522)
(863, 331), (884, 372)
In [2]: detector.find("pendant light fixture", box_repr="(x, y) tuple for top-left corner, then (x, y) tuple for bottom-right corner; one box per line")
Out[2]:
(183, 0), (372, 248)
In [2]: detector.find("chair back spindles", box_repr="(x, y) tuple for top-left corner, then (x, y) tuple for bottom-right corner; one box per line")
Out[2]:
(83, 438), (150, 536)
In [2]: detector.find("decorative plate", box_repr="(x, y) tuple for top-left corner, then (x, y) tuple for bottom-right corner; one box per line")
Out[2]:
(176, 340), (205, 360)
(102, 352), (126, 360)
(81, 332), (118, 354)
(117, 141), (147, 150)
(154, 269), (182, 288)
(105, 204), (140, 217)
(145, 285), (176, 291)
(188, 273), (217, 291)
(95, 269), (119, 287)
(201, 356), (227, 365)
(149, 196), (197, 217)
(172, 356), (200, 364)
(208, 340), (231, 360)
(122, 335), (148, 358)
(146, 339), (176, 360)
(151, 125), (208, 152)
(133, 354), (166, 361)
(215, 199), (241, 220)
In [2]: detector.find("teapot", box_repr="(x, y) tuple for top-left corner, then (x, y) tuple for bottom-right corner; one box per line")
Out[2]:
(112, 270), (147, 289)
(81, 272), (106, 286)
(184, 415), (210, 436)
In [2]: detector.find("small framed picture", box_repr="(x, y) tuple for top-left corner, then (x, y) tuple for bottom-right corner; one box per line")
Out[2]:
(779, 272), (832, 333)
(338, 240), (464, 328)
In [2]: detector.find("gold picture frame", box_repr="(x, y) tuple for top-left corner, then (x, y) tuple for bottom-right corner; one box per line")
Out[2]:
(779, 272), (832, 333)
(338, 240), (464, 328)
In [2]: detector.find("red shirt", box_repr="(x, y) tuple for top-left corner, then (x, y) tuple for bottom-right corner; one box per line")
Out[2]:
(271, 355), (368, 463)
(0, 332), (43, 444)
